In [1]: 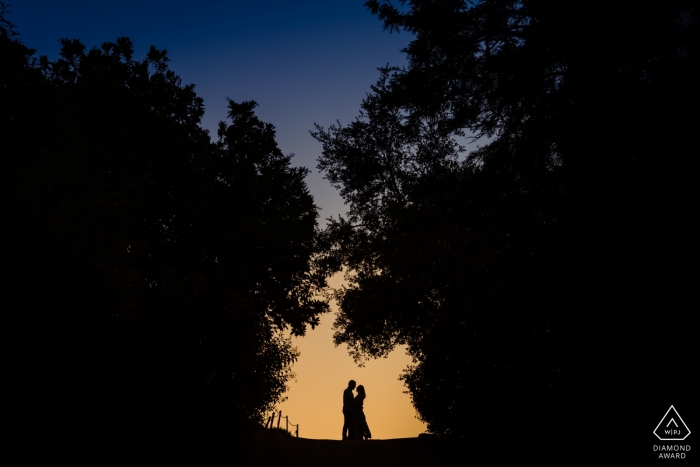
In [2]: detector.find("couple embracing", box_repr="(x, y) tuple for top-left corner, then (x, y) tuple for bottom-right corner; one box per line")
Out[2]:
(342, 380), (372, 440)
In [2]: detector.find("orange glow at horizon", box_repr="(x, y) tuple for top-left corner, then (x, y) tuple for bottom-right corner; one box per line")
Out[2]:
(276, 272), (427, 440)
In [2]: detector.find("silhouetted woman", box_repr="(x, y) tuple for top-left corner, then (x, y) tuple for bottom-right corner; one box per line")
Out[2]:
(351, 385), (372, 440)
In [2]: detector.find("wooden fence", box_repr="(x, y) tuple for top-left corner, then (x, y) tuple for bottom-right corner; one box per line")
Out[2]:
(266, 410), (299, 437)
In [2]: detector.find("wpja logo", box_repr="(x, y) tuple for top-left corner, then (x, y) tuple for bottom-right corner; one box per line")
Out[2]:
(653, 405), (691, 460)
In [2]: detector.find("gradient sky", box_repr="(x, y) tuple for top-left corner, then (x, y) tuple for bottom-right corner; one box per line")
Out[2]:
(13, 0), (413, 219)
(13, 1), (427, 438)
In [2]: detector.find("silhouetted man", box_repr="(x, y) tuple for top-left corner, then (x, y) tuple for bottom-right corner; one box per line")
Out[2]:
(342, 380), (356, 440)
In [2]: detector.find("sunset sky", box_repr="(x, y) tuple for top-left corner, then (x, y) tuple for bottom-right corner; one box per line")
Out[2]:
(14, 0), (430, 439)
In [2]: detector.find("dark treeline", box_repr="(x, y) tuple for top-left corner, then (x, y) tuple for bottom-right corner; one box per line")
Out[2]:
(3, 2), (698, 460)
(313, 0), (698, 458)
(1, 5), (328, 455)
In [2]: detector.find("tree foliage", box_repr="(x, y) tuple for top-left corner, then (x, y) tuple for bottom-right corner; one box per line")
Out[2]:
(314, 0), (699, 447)
(0, 2), (19, 38)
(2, 28), (327, 446)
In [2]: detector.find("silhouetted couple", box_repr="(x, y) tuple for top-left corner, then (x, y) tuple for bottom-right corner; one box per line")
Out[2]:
(342, 380), (372, 440)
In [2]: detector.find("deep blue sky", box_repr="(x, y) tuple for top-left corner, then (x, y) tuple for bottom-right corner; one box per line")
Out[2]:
(12, 0), (411, 221)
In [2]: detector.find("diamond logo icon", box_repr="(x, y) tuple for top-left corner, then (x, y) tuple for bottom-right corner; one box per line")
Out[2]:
(654, 405), (691, 441)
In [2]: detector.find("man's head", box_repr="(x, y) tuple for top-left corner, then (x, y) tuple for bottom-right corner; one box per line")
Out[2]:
(348, 380), (356, 389)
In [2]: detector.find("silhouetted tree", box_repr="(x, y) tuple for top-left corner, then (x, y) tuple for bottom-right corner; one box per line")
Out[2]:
(2, 29), (327, 449)
(0, 2), (19, 38)
(313, 0), (699, 451)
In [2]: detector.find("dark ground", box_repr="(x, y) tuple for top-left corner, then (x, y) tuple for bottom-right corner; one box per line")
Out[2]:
(245, 434), (472, 467)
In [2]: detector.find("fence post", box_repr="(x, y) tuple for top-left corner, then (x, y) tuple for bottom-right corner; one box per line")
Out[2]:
(286, 416), (289, 432)
(270, 413), (275, 429)
(296, 426), (299, 438)
(277, 410), (282, 429)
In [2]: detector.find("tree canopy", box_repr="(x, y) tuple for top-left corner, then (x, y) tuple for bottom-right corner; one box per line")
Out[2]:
(2, 24), (327, 449)
(313, 0), (698, 448)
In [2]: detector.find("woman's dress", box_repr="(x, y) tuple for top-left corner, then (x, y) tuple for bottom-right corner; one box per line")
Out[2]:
(351, 395), (372, 440)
